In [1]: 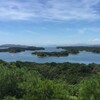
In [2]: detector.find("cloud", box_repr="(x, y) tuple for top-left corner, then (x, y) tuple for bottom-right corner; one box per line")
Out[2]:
(0, 0), (100, 21)
(77, 27), (100, 34)
(0, 0), (35, 20)
(88, 38), (100, 42)
(92, 39), (100, 42)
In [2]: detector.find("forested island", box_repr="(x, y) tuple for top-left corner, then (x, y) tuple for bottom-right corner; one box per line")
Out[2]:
(57, 46), (100, 53)
(0, 46), (45, 53)
(32, 50), (79, 57)
(32, 46), (100, 57)
(0, 60), (99, 100)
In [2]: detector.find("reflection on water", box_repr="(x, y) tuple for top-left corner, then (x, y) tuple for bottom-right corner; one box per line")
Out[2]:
(0, 47), (100, 64)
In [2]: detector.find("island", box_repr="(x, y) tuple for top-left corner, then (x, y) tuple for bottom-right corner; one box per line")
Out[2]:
(57, 46), (100, 53)
(32, 46), (100, 57)
(32, 49), (79, 57)
(0, 46), (45, 53)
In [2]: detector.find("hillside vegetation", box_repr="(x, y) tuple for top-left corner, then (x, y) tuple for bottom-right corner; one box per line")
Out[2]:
(0, 60), (100, 100)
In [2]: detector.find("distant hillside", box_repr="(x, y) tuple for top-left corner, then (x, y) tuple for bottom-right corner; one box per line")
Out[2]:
(0, 44), (30, 48)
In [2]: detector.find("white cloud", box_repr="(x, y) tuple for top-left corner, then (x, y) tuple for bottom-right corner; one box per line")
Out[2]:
(88, 38), (100, 42)
(77, 27), (100, 35)
(92, 39), (100, 42)
(0, 0), (100, 21)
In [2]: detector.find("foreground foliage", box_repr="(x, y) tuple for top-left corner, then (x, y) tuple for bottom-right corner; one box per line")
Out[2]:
(0, 60), (100, 100)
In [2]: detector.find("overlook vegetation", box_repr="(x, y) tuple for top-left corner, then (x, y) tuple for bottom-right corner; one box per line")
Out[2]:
(0, 47), (45, 53)
(0, 60), (100, 100)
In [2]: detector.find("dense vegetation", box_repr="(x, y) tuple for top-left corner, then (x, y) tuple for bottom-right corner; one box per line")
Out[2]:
(0, 60), (100, 100)
(0, 47), (45, 53)
(32, 51), (69, 57)
(57, 46), (100, 53)
(32, 50), (79, 57)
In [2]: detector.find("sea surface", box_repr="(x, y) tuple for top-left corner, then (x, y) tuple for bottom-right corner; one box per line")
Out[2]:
(0, 47), (100, 64)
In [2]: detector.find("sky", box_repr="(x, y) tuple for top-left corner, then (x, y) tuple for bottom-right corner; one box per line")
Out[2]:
(0, 0), (100, 46)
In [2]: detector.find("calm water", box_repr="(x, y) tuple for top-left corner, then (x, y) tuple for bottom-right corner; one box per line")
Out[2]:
(0, 47), (100, 64)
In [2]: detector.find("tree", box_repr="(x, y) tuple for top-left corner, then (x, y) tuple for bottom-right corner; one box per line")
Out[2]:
(78, 74), (100, 100)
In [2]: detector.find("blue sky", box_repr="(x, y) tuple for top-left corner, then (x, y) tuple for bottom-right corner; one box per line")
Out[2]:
(0, 0), (100, 46)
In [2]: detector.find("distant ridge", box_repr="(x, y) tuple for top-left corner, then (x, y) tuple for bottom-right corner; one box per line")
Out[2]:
(0, 44), (31, 48)
(0, 44), (100, 48)
(57, 44), (100, 47)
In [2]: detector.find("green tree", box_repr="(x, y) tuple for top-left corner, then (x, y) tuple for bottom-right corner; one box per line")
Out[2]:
(78, 74), (100, 100)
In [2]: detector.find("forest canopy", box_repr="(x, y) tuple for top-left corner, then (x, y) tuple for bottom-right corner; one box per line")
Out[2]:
(0, 60), (100, 100)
